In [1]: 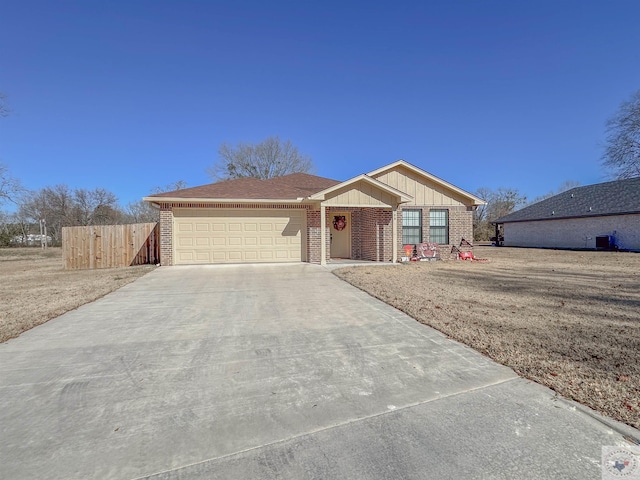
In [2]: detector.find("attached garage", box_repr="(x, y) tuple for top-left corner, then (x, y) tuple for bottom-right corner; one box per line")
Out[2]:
(173, 208), (306, 265)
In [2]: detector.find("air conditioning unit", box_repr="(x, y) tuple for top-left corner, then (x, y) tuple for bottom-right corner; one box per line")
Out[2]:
(595, 235), (612, 250)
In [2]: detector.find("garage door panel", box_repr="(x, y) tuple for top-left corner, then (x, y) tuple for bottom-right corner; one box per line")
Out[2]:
(174, 208), (305, 265)
(195, 251), (211, 262)
(178, 237), (194, 247)
(212, 251), (227, 261)
(195, 237), (210, 247)
(177, 251), (194, 262)
(228, 251), (242, 261)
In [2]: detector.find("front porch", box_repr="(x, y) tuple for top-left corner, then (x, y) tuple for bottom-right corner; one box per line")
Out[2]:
(306, 173), (413, 266)
(324, 206), (395, 264)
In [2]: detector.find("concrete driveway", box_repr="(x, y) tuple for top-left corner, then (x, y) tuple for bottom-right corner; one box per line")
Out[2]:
(0, 264), (637, 479)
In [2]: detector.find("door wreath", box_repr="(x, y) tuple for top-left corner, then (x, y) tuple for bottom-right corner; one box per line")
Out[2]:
(333, 215), (346, 231)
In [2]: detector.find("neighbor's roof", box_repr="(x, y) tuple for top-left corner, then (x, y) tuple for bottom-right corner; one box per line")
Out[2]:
(145, 173), (341, 202)
(494, 177), (640, 224)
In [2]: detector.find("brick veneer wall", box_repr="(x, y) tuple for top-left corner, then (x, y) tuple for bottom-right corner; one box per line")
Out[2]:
(159, 206), (173, 266)
(503, 213), (640, 250)
(307, 207), (394, 264)
(358, 208), (393, 261)
(306, 209), (323, 264)
(161, 203), (475, 265)
(397, 205), (474, 261)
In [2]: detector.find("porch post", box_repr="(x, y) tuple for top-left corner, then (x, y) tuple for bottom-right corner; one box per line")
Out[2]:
(320, 203), (327, 266)
(392, 205), (398, 263)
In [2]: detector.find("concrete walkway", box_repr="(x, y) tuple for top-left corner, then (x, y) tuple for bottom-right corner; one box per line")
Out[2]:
(0, 264), (637, 479)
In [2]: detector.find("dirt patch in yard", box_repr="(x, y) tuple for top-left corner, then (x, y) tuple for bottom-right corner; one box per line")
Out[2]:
(0, 248), (155, 343)
(334, 247), (640, 429)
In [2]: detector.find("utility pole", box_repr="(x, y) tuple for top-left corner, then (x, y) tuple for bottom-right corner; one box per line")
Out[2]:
(40, 219), (47, 250)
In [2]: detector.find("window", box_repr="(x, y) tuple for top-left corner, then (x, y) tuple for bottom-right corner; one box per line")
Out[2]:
(402, 209), (422, 244)
(429, 209), (449, 244)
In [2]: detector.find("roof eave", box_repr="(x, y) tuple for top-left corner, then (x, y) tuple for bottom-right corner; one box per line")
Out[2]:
(143, 196), (312, 204)
(494, 210), (640, 224)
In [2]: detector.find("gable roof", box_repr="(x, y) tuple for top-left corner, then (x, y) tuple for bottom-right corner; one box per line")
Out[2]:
(367, 159), (487, 206)
(145, 173), (340, 202)
(144, 160), (487, 207)
(495, 177), (640, 224)
(309, 173), (413, 203)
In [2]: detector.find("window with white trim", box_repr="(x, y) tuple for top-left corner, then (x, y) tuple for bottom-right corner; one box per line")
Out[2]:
(402, 209), (422, 244)
(429, 209), (449, 244)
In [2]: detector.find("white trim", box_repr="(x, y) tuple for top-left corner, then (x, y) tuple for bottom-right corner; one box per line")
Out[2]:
(367, 160), (487, 206)
(320, 205), (327, 266)
(392, 206), (398, 263)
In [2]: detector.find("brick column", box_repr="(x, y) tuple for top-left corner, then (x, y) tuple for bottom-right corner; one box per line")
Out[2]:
(306, 209), (322, 264)
(159, 205), (173, 266)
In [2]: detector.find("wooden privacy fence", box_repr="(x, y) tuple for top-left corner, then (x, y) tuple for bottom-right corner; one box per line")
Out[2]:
(62, 223), (159, 269)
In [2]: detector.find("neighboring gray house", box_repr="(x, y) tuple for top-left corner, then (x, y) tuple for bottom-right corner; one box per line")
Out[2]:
(494, 177), (640, 251)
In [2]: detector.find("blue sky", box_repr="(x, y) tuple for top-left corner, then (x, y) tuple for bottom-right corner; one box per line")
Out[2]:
(1, 1), (639, 208)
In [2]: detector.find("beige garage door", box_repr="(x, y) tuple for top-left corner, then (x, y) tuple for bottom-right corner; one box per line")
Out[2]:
(173, 208), (306, 265)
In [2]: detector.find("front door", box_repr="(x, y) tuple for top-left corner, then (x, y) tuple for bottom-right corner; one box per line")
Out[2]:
(330, 212), (351, 258)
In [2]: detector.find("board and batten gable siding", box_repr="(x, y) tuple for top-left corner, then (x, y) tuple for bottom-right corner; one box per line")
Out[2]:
(503, 213), (640, 250)
(321, 179), (397, 207)
(372, 165), (468, 207)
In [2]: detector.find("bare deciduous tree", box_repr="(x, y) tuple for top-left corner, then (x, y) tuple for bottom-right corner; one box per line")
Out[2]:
(73, 188), (120, 225)
(19, 185), (75, 243)
(126, 180), (189, 224)
(124, 200), (159, 224)
(602, 89), (640, 179)
(150, 180), (188, 194)
(18, 185), (124, 243)
(473, 187), (527, 241)
(208, 136), (315, 180)
(0, 162), (24, 206)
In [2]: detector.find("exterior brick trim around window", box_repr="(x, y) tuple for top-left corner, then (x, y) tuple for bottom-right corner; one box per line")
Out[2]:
(397, 205), (473, 260)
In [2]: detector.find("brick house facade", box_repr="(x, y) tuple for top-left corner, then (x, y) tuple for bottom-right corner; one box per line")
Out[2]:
(146, 160), (486, 266)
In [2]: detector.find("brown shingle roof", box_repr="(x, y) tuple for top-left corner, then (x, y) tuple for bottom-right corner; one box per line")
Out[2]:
(148, 173), (340, 200)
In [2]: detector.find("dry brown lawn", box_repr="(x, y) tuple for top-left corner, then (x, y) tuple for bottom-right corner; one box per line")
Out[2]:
(335, 246), (640, 429)
(0, 248), (155, 343)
